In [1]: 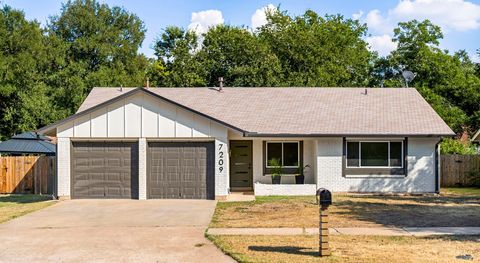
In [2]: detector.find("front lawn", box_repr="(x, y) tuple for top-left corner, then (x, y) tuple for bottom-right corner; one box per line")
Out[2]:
(208, 234), (480, 263)
(0, 194), (55, 223)
(210, 188), (480, 228)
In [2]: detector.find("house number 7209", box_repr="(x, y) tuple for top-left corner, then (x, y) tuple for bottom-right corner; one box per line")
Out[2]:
(218, 143), (224, 173)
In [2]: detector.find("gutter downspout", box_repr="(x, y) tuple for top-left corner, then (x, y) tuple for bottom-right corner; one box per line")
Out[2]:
(435, 140), (441, 194)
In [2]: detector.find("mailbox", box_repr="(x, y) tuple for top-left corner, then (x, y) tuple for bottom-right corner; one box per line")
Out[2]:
(316, 188), (332, 207)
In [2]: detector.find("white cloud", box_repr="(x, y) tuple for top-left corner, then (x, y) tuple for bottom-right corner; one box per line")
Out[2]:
(366, 34), (398, 56)
(251, 4), (277, 29)
(365, 9), (393, 34)
(392, 0), (480, 31)
(362, 0), (480, 34)
(187, 10), (224, 35)
(352, 10), (364, 20)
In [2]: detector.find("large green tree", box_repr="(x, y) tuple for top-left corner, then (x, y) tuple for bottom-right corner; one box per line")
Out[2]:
(149, 26), (205, 87)
(0, 6), (56, 139)
(377, 20), (480, 133)
(46, 0), (148, 114)
(198, 25), (282, 87)
(259, 10), (373, 86)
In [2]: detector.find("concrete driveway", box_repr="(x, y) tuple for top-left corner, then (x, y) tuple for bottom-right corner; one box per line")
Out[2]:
(0, 200), (235, 263)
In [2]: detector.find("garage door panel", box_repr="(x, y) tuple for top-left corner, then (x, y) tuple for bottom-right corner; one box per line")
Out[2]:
(147, 142), (214, 199)
(71, 142), (138, 199)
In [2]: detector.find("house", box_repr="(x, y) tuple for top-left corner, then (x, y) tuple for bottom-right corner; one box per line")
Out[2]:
(38, 87), (454, 200)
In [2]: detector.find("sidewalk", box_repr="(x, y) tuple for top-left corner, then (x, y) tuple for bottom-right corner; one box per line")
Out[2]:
(207, 227), (480, 236)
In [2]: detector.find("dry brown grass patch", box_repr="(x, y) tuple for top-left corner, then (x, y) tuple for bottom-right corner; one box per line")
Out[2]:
(208, 234), (480, 263)
(211, 192), (480, 228)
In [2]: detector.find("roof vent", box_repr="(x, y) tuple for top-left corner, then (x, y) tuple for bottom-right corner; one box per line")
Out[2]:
(218, 77), (224, 91)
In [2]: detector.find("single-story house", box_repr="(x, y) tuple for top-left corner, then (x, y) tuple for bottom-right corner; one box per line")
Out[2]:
(38, 87), (454, 200)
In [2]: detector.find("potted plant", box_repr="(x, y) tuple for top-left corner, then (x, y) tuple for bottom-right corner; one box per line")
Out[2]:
(295, 164), (310, 184)
(268, 158), (282, 184)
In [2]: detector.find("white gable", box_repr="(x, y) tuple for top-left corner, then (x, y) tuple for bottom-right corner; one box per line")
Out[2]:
(57, 92), (228, 139)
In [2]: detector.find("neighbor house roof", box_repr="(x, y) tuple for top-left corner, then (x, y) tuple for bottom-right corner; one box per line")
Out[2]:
(0, 132), (56, 155)
(40, 87), (455, 137)
(472, 129), (480, 142)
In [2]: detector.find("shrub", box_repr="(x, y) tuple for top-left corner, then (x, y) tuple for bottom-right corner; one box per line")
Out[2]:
(467, 170), (480, 187)
(440, 138), (477, 155)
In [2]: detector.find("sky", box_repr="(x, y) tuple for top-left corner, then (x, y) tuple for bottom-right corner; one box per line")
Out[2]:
(3, 0), (480, 62)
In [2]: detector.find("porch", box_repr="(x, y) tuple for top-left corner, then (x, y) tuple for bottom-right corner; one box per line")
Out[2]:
(228, 136), (318, 196)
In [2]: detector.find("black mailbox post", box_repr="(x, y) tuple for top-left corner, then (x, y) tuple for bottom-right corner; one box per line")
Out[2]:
(316, 188), (332, 257)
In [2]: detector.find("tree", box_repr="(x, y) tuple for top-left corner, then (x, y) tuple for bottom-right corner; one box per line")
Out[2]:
(259, 9), (373, 86)
(47, 0), (148, 114)
(150, 26), (205, 87)
(0, 6), (56, 139)
(198, 25), (282, 86)
(378, 20), (480, 133)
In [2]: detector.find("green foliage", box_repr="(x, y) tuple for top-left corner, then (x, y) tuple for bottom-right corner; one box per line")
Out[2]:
(47, 0), (148, 113)
(440, 138), (477, 155)
(466, 171), (480, 187)
(199, 25), (282, 87)
(150, 26), (205, 87)
(377, 20), (480, 134)
(268, 158), (283, 177)
(1, 4), (480, 141)
(0, 6), (56, 140)
(259, 10), (373, 86)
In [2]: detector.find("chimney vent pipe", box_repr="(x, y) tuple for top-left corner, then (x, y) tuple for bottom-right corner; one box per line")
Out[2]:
(218, 77), (224, 91)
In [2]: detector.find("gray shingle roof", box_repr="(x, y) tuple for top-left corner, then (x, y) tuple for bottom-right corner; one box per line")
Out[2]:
(75, 87), (453, 136)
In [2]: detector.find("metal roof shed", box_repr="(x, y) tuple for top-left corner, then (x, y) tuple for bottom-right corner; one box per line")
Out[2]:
(0, 132), (56, 156)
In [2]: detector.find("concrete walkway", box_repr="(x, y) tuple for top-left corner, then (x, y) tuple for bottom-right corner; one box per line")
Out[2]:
(208, 227), (480, 236)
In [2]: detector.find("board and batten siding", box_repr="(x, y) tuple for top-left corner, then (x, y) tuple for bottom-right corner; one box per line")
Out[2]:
(316, 137), (438, 193)
(56, 91), (230, 198)
(57, 92), (227, 139)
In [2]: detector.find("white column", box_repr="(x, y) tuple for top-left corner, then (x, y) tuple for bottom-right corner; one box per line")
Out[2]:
(138, 138), (147, 200)
(57, 137), (71, 198)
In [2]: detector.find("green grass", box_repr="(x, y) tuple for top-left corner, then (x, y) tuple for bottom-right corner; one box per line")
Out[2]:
(442, 187), (480, 197)
(0, 194), (56, 223)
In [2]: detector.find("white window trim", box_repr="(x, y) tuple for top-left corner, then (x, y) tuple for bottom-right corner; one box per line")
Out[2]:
(346, 140), (403, 168)
(265, 141), (300, 168)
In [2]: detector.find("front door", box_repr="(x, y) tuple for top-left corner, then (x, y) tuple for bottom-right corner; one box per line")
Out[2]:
(230, 141), (253, 190)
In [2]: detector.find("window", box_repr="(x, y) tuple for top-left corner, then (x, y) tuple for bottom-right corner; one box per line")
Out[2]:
(266, 142), (299, 167)
(347, 141), (403, 168)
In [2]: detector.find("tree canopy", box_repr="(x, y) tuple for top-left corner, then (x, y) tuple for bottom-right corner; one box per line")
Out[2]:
(0, 2), (479, 142)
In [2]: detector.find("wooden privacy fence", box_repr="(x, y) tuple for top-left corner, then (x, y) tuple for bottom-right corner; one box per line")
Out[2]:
(0, 156), (55, 194)
(441, 154), (480, 187)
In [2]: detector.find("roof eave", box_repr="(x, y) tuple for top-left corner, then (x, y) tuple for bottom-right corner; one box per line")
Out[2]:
(243, 132), (456, 138)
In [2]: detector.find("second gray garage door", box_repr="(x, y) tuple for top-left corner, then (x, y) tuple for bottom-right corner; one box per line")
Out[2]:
(71, 141), (139, 199)
(147, 142), (214, 199)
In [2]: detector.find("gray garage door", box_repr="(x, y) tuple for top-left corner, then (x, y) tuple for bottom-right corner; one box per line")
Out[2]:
(147, 142), (214, 200)
(71, 141), (139, 199)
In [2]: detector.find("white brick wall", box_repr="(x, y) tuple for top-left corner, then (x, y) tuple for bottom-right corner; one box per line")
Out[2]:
(316, 137), (438, 193)
(57, 137), (71, 197)
(138, 138), (147, 200)
(254, 183), (317, 196)
(215, 138), (229, 196)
